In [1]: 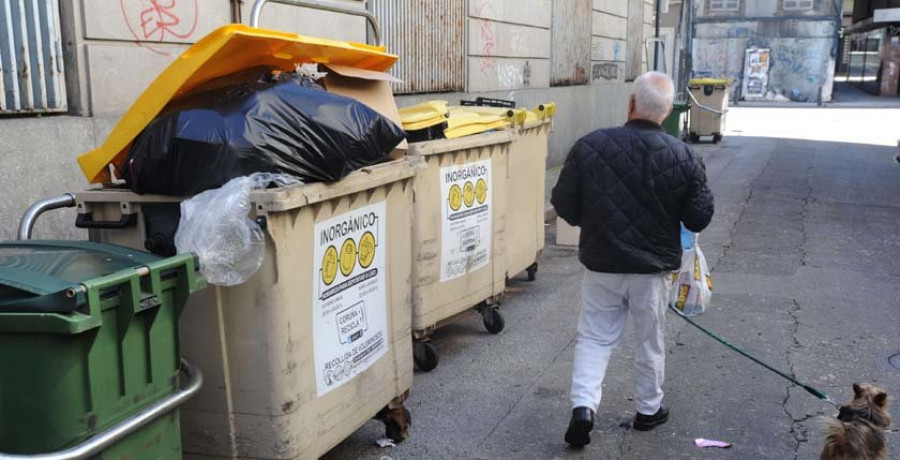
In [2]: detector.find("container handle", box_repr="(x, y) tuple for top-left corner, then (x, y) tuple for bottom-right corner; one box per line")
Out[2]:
(0, 359), (202, 460)
(74, 213), (138, 230)
(249, 0), (383, 46)
(18, 194), (76, 240)
(685, 87), (725, 116)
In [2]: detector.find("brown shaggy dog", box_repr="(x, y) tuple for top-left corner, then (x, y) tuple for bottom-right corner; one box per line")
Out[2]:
(820, 383), (891, 460)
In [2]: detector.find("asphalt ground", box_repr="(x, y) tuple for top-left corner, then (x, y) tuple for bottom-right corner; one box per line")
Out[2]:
(325, 107), (900, 459)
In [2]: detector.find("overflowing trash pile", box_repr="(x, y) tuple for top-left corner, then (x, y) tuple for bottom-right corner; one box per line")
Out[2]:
(125, 65), (406, 195)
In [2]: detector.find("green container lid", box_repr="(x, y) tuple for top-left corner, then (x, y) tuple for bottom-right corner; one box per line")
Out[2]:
(0, 240), (203, 457)
(0, 241), (163, 314)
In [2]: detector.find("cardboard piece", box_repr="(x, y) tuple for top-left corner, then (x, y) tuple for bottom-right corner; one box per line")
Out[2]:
(555, 217), (581, 247)
(324, 65), (408, 151)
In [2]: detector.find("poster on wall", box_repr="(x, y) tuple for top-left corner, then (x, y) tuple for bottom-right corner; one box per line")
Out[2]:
(313, 201), (389, 397)
(742, 48), (771, 100)
(440, 159), (493, 282)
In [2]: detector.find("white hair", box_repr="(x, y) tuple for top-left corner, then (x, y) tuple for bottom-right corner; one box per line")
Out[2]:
(632, 72), (675, 122)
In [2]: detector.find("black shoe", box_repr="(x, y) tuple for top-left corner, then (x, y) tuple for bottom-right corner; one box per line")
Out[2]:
(565, 407), (594, 447)
(632, 403), (669, 431)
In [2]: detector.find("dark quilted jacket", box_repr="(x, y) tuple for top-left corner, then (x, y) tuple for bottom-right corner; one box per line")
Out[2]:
(551, 119), (714, 273)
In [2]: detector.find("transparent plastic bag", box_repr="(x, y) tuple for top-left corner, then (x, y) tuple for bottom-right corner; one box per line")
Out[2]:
(669, 239), (712, 317)
(175, 173), (299, 286)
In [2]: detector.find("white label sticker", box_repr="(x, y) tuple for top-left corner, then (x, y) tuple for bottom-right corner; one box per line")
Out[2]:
(440, 159), (492, 281)
(313, 201), (388, 396)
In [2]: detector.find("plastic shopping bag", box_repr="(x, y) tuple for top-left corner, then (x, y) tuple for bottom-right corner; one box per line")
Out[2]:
(670, 242), (712, 316)
(174, 173), (300, 286)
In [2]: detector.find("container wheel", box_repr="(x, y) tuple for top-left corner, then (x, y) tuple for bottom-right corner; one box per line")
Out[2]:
(413, 340), (439, 372)
(526, 263), (538, 282)
(713, 134), (723, 144)
(380, 406), (412, 444)
(689, 133), (700, 143)
(481, 305), (505, 334)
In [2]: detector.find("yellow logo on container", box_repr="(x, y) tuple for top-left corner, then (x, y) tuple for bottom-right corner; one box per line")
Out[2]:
(358, 231), (376, 269)
(463, 181), (475, 207)
(321, 246), (338, 285)
(449, 184), (463, 211)
(340, 239), (357, 276)
(475, 178), (488, 204)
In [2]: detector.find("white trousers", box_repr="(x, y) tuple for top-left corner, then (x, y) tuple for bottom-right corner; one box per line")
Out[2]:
(570, 270), (670, 415)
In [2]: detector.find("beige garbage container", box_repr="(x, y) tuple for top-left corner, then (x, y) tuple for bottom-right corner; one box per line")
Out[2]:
(688, 78), (731, 143)
(445, 104), (555, 282)
(74, 157), (422, 460)
(406, 130), (516, 371)
(506, 104), (555, 282)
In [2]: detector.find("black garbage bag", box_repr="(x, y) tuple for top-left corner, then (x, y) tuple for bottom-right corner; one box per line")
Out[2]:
(123, 68), (406, 195)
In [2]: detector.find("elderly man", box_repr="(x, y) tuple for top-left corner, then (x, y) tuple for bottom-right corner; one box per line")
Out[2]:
(552, 71), (714, 447)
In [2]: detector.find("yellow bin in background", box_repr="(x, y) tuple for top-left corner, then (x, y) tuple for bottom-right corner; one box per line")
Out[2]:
(688, 78), (730, 143)
(406, 130), (517, 371)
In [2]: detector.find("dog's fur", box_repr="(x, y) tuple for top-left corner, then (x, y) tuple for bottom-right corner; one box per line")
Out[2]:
(820, 383), (891, 460)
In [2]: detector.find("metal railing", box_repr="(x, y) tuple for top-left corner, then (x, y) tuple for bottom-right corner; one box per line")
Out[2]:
(17, 194), (75, 240)
(249, 0), (382, 46)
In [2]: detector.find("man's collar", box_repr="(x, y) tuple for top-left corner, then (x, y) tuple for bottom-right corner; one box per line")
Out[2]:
(625, 118), (664, 132)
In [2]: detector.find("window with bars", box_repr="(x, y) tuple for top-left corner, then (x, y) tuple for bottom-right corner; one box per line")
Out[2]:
(709, 0), (740, 13)
(371, 0), (464, 94)
(782, 0), (814, 11)
(0, 0), (67, 114)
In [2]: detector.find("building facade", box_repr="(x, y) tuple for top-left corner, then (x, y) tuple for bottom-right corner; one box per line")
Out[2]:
(0, 0), (658, 240)
(845, 0), (900, 96)
(691, 0), (842, 102)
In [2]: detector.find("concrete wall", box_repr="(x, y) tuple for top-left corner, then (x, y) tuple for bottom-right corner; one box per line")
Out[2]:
(60, 0), (365, 117)
(0, 0), (653, 240)
(693, 0), (841, 102)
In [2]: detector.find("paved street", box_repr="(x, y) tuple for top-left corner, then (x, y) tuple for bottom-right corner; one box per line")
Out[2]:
(325, 107), (900, 459)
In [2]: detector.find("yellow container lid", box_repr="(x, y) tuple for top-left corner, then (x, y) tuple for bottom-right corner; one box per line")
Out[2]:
(77, 24), (399, 184)
(450, 106), (527, 126)
(444, 111), (510, 139)
(689, 78), (732, 86)
(399, 101), (449, 130)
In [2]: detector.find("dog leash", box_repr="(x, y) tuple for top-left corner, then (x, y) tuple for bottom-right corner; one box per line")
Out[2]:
(667, 304), (840, 408)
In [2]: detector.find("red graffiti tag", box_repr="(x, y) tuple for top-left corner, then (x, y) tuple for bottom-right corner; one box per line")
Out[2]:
(473, 3), (496, 76)
(121, 0), (200, 56)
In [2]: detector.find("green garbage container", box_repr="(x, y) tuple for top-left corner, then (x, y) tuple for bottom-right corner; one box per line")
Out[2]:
(0, 240), (205, 458)
(663, 101), (690, 139)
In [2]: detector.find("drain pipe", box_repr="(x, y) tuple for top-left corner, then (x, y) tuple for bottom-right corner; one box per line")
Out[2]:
(654, 0), (661, 71)
(18, 194), (76, 240)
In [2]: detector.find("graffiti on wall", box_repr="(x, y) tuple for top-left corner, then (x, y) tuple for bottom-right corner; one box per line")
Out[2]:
(471, 2), (537, 90)
(474, 3), (497, 75)
(592, 62), (618, 81)
(121, 0), (200, 56)
(693, 20), (838, 101)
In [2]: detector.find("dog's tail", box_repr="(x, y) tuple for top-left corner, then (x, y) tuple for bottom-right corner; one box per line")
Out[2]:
(820, 418), (848, 460)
